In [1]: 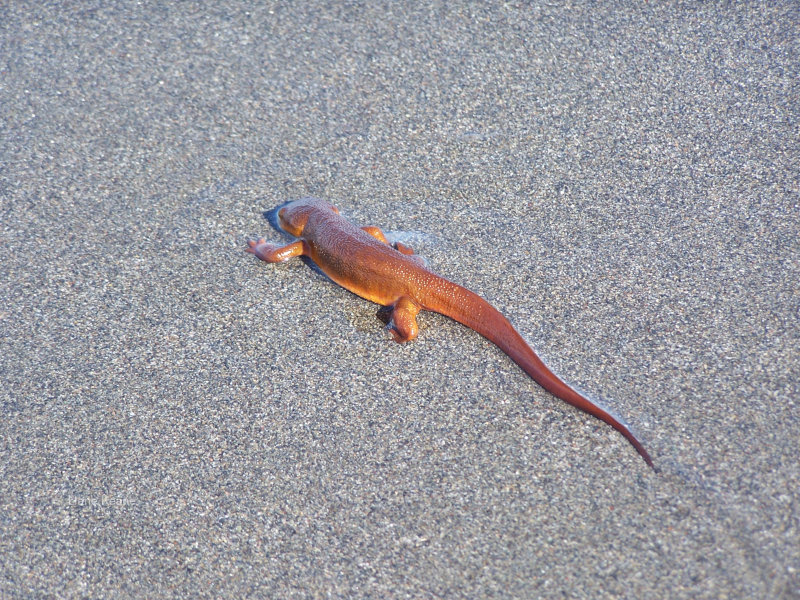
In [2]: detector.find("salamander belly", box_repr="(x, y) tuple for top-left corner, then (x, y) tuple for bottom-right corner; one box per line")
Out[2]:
(323, 267), (401, 306)
(309, 234), (418, 307)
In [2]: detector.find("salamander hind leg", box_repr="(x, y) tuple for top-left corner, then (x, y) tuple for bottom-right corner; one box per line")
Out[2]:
(394, 241), (419, 257)
(396, 242), (427, 267)
(362, 226), (390, 244)
(246, 239), (306, 263)
(362, 226), (420, 259)
(385, 296), (421, 343)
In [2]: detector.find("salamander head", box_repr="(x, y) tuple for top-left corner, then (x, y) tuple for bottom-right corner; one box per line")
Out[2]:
(277, 197), (339, 237)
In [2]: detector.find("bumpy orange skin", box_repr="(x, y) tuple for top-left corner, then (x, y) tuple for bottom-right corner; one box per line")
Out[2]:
(247, 197), (654, 469)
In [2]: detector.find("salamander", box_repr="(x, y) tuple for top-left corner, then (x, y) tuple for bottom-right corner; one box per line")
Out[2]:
(247, 197), (654, 469)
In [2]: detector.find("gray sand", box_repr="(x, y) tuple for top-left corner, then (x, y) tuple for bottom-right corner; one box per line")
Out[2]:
(1, 2), (798, 598)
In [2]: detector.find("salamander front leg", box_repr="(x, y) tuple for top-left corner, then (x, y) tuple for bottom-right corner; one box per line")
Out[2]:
(385, 296), (421, 343)
(246, 239), (306, 263)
